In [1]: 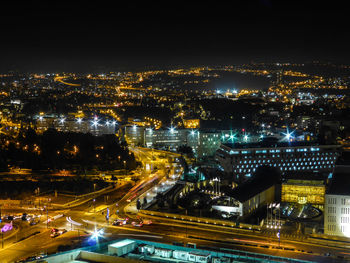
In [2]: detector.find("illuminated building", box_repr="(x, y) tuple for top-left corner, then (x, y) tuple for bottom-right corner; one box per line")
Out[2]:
(226, 166), (280, 216)
(187, 130), (221, 158)
(144, 128), (187, 150)
(324, 153), (350, 237)
(216, 143), (341, 180)
(35, 115), (117, 136)
(183, 119), (200, 129)
(281, 177), (325, 209)
(124, 125), (145, 146)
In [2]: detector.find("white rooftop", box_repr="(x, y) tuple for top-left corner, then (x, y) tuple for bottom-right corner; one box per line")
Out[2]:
(109, 239), (135, 248)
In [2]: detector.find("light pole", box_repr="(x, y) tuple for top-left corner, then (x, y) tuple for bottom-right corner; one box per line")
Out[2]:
(44, 206), (48, 229)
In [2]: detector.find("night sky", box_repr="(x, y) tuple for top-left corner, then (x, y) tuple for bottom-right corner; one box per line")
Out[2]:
(0, 1), (349, 72)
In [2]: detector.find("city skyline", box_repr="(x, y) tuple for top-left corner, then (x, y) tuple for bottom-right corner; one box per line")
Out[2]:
(1, 2), (350, 262)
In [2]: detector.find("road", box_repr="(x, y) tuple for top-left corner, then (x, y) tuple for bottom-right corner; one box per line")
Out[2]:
(0, 147), (349, 263)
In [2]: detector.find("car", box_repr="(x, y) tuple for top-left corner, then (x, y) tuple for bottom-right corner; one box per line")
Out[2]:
(50, 228), (67, 238)
(112, 220), (123, 226)
(141, 219), (152, 225)
(50, 232), (60, 238)
(131, 221), (143, 227)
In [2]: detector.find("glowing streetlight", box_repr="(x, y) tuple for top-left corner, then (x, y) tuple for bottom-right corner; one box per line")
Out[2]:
(92, 120), (98, 127)
(169, 127), (175, 133)
(76, 118), (82, 124)
(244, 135), (249, 142)
(91, 228), (104, 240)
(282, 128), (295, 142)
(59, 118), (65, 124)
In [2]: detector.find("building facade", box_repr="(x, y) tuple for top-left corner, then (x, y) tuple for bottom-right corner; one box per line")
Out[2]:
(324, 194), (350, 237)
(324, 160), (350, 237)
(216, 143), (341, 179)
(281, 178), (325, 209)
(125, 125), (145, 146)
(36, 116), (117, 136)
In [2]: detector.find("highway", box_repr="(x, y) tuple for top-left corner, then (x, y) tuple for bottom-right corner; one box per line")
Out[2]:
(53, 76), (81, 87)
(0, 147), (349, 262)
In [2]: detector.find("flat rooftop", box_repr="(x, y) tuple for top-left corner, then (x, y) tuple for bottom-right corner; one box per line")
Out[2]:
(222, 141), (340, 150)
(109, 239), (135, 248)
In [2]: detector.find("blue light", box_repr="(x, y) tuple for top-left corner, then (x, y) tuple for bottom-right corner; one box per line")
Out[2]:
(282, 128), (295, 142)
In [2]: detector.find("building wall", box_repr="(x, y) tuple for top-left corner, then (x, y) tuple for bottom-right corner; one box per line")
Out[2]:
(281, 182), (325, 205)
(324, 194), (350, 237)
(187, 131), (221, 158)
(36, 118), (116, 136)
(125, 126), (145, 146)
(216, 144), (340, 177)
(242, 185), (275, 216)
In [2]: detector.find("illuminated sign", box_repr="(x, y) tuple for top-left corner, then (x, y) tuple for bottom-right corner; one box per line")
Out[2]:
(1, 223), (13, 233)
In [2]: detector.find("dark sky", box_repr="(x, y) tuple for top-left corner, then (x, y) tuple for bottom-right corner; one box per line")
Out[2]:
(1, 1), (349, 72)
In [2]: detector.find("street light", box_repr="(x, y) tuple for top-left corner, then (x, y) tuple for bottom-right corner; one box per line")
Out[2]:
(92, 120), (98, 127)
(282, 128), (294, 142)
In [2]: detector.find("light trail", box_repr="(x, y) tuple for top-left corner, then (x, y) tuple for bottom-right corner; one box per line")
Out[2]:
(118, 233), (163, 239)
(66, 216), (82, 226)
(54, 76), (81, 87)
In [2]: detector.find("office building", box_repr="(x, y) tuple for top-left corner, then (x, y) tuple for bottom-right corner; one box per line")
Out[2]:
(36, 115), (117, 136)
(216, 143), (341, 179)
(124, 125), (145, 146)
(324, 152), (350, 237)
(187, 130), (221, 158)
(281, 175), (325, 209)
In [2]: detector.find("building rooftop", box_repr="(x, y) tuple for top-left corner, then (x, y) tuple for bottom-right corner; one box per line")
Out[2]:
(226, 166), (280, 202)
(222, 141), (340, 150)
(327, 173), (350, 196)
(109, 239), (135, 248)
(283, 172), (328, 182)
(335, 151), (350, 166)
